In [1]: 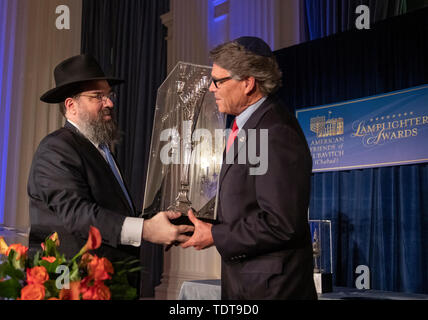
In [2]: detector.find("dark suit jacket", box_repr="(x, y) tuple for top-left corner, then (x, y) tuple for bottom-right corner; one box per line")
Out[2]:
(211, 94), (317, 300)
(28, 121), (139, 262)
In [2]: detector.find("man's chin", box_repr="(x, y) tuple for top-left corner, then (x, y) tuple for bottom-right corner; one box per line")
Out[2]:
(218, 107), (232, 116)
(217, 104), (226, 114)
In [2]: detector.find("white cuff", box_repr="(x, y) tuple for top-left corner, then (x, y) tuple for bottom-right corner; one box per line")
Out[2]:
(120, 217), (144, 247)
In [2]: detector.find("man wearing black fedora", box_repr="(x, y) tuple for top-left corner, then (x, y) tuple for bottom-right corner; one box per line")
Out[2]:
(28, 54), (193, 268)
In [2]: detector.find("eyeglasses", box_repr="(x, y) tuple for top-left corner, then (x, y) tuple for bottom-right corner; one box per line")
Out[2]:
(211, 76), (232, 89)
(77, 91), (117, 103)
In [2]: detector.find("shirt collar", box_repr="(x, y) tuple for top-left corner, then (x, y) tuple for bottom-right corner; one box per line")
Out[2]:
(235, 96), (267, 130)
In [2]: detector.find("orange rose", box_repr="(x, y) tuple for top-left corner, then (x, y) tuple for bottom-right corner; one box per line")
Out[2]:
(92, 282), (111, 300)
(80, 253), (94, 268)
(20, 284), (46, 300)
(41, 256), (56, 263)
(80, 276), (93, 299)
(80, 276), (92, 288)
(27, 266), (49, 285)
(6, 243), (28, 260)
(88, 256), (114, 281)
(81, 280), (111, 300)
(48, 297), (59, 300)
(59, 281), (81, 300)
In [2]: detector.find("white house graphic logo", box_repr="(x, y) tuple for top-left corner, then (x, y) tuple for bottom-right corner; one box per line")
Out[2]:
(310, 114), (344, 138)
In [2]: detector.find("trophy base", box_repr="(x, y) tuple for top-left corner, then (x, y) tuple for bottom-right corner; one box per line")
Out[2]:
(169, 214), (218, 228)
(164, 214), (218, 252)
(313, 273), (333, 294)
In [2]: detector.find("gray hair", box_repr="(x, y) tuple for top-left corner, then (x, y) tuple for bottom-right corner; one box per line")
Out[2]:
(209, 41), (282, 95)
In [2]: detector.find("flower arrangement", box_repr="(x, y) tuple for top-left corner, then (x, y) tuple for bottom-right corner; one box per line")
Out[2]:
(0, 226), (140, 300)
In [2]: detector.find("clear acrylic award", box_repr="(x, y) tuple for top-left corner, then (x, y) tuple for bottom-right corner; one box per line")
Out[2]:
(142, 62), (225, 224)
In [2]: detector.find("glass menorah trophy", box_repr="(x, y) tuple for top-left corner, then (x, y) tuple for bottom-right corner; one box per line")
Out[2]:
(309, 219), (333, 293)
(142, 62), (225, 224)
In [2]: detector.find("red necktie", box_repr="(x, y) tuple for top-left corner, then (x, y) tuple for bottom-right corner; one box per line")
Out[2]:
(226, 120), (239, 153)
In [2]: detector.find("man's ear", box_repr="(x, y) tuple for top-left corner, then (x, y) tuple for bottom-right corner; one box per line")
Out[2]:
(243, 76), (257, 95)
(64, 97), (77, 117)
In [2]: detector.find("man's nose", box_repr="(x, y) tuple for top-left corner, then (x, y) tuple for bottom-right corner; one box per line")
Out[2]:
(209, 81), (216, 92)
(104, 97), (114, 107)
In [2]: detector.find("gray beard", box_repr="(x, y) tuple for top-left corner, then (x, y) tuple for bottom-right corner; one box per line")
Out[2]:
(77, 107), (120, 147)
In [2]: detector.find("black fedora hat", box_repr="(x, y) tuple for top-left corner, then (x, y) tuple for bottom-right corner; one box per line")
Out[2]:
(40, 54), (124, 103)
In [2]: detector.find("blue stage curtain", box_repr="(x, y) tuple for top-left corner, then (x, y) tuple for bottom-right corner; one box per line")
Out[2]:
(81, 0), (170, 298)
(302, 0), (408, 41)
(275, 8), (428, 293)
(310, 165), (428, 293)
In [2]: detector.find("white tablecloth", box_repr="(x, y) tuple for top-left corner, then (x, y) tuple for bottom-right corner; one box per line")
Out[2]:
(178, 279), (428, 300)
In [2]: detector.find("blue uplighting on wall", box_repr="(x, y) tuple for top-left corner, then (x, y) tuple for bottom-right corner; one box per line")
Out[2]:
(214, 13), (227, 23)
(0, 0), (16, 224)
(209, 0), (277, 53)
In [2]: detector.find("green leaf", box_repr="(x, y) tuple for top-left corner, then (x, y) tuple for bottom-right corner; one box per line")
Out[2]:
(105, 266), (140, 300)
(44, 279), (59, 299)
(44, 238), (59, 258)
(0, 278), (22, 299)
(33, 251), (41, 266)
(39, 259), (60, 274)
(57, 253), (66, 265)
(126, 267), (142, 274)
(7, 250), (17, 264)
(7, 250), (25, 270)
(69, 261), (80, 282)
(0, 261), (25, 280)
(0, 261), (9, 279)
(109, 283), (137, 300)
(124, 259), (140, 266)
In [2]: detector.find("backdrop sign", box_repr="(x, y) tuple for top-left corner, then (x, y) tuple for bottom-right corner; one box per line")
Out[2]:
(296, 85), (428, 172)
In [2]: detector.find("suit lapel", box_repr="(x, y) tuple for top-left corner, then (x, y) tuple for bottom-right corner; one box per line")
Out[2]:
(64, 121), (135, 214)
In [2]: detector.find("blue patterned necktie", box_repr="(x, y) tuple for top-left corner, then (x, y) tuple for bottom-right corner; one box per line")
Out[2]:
(99, 143), (133, 210)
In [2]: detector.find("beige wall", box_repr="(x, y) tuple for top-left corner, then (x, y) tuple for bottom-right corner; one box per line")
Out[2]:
(3, 0), (82, 230)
